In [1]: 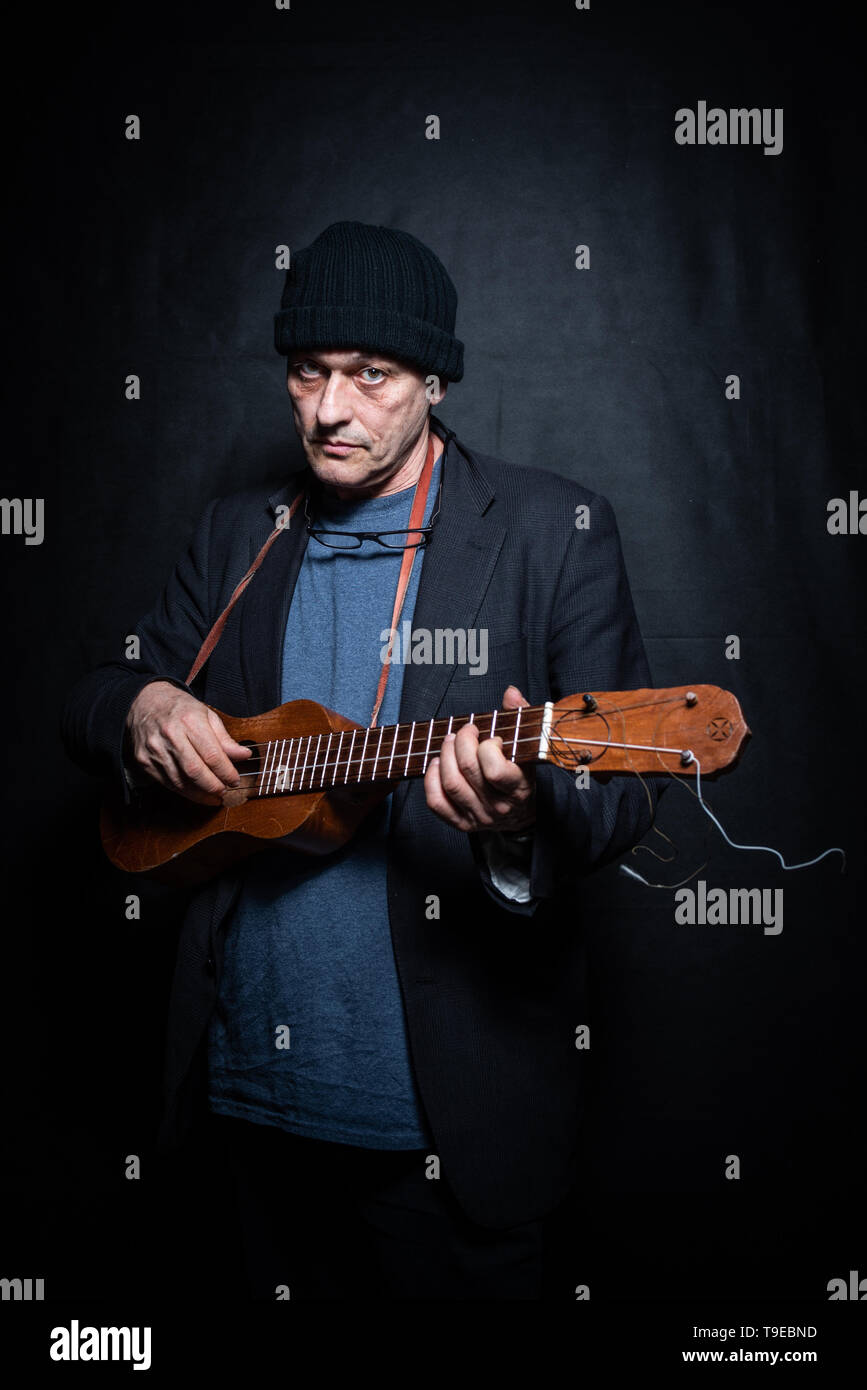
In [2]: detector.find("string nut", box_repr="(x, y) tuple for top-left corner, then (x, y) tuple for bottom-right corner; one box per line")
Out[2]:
(685, 691), (698, 706)
(582, 693), (598, 712)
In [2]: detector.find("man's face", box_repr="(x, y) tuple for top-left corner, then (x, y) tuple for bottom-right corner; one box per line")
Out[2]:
(286, 348), (446, 496)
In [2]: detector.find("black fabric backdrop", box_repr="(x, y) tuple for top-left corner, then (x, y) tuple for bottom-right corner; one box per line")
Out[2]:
(1, 0), (864, 1314)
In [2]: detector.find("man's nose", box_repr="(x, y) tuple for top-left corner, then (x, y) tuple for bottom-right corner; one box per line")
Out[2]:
(315, 373), (354, 425)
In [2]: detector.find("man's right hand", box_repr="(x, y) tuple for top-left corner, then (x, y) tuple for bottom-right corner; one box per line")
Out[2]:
(125, 681), (253, 805)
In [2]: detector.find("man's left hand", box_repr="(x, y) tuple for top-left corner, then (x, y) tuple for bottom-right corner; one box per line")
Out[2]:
(423, 685), (536, 834)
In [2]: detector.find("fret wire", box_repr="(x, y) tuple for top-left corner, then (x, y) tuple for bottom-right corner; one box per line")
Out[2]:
(259, 739), (269, 796)
(272, 738), (283, 792)
(358, 727), (370, 782)
(262, 740), (275, 796)
(276, 739), (289, 795)
(404, 720), (416, 778)
(320, 732), (333, 788)
(332, 731), (344, 786)
(387, 723), (400, 778)
(422, 717), (434, 773)
(490, 710), (497, 740)
(290, 736), (302, 790)
(373, 725), (384, 780)
(310, 734), (323, 790)
(344, 730), (357, 784)
(299, 735), (311, 790)
(511, 706), (522, 762)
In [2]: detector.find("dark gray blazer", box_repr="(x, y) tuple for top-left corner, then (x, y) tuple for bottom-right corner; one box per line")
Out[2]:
(61, 415), (658, 1229)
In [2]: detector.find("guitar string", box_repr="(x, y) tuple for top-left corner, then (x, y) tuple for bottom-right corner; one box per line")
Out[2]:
(229, 695), (684, 762)
(233, 731), (694, 786)
(230, 697), (691, 783)
(232, 711), (708, 791)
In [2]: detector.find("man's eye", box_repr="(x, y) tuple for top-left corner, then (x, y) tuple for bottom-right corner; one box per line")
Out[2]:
(360, 367), (385, 382)
(295, 361), (320, 377)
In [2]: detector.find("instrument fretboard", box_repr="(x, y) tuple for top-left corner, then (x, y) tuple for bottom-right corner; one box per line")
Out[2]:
(243, 706), (547, 796)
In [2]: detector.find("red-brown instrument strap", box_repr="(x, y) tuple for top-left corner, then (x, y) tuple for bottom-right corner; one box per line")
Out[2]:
(184, 433), (439, 711)
(184, 491), (304, 685)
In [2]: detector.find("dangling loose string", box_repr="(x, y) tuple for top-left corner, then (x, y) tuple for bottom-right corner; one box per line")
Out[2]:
(621, 760), (711, 889)
(621, 860), (711, 890)
(604, 702), (710, 890)
(620, 752), (846, 889)
(687, 754), (846, 871)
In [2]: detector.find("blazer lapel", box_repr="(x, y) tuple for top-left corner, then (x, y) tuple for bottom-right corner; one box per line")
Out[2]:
(391, 423), (506, 827)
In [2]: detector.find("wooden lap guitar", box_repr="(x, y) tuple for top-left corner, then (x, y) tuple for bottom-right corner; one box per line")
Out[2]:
(101, 685), (750, 885)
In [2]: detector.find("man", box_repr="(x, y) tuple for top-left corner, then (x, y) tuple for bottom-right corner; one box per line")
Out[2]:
(62, 220), (658, 1300)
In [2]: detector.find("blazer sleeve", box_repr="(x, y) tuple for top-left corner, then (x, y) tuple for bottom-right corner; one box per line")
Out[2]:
(526, 491), (660, 901)
(468, 491), (661, 914)
(59, 497), (220, 805)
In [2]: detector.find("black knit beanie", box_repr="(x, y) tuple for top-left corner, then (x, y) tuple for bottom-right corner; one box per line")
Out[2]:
(274, 220), (464, 383)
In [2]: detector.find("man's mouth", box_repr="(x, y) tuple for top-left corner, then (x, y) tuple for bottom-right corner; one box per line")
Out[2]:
(318, 439), (361, 455)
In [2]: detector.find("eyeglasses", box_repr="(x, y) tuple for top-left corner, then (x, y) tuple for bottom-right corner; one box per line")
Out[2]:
(304, 475), (442, 551)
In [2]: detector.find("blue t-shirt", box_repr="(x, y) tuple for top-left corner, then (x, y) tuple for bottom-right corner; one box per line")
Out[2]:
(207, 448), (442, 1149)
